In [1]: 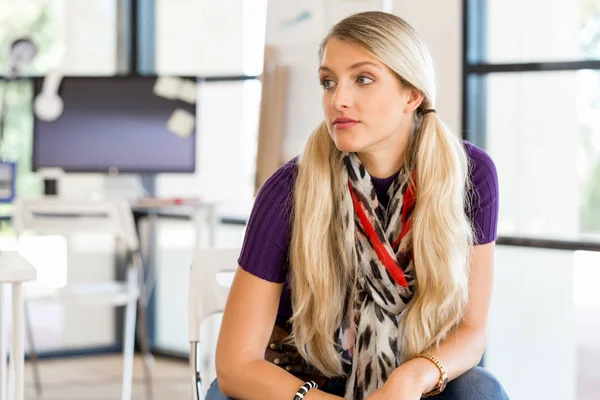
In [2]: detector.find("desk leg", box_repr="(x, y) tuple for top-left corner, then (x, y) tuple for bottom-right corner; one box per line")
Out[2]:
(193, 209), (204, 251)
(12, 283), (23, 400)
(207, 206), (218, 248)
(0, 284), (5, 400)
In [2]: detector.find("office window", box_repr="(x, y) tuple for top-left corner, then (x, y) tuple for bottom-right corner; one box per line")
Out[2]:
(482, 0), (600, 63)
(0, 0), (61, 213)
(0, 1), (123, 218)
(465, 0), (600, 240)
(466, 2), (600, 399)
(0, 0), (63, 75)
(0, 81), (42, 216)
(0, 0), (120, 76)
(484, 71), (600, 239)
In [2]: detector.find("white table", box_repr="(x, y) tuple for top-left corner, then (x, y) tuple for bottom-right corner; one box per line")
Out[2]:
(0, 251), (37, 400)
(132, 200), (220, 249)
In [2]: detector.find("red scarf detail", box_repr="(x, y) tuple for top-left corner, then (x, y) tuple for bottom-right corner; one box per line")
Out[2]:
(348, 176), (416, 288)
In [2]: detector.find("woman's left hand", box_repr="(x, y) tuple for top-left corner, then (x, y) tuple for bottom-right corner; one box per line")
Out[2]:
(364, 375), (423, 400)
(365, 358), (437, 400)
(364, 383), (422, 400)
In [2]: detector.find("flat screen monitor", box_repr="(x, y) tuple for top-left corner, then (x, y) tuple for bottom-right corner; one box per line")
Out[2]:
(32, 76), (196, 173)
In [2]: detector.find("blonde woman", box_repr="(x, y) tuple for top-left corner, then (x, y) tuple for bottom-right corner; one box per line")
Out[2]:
(210, 11), (508, 400)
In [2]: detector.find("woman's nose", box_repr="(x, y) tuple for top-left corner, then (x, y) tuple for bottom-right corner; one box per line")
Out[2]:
(331, 84), (353, 110)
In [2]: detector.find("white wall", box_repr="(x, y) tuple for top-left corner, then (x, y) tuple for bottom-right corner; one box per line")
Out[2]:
(392, 0), (463, 135)
(60, 0), (118, 75)
(266, 0), (387, 160)
(266, 0), (463, 158)
(155, 0), (244, 76)
(488, 246), (577, 400)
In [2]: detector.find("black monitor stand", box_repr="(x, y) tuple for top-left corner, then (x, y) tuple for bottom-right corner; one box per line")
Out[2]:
(43, 178), (58, 196)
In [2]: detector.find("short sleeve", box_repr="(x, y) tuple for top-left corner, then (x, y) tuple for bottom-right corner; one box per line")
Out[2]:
(238, 158), (297, 283)
(465, 142), (499, 245)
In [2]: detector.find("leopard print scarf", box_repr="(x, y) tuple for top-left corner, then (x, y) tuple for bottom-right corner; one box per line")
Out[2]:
(335, 152), (417, 400)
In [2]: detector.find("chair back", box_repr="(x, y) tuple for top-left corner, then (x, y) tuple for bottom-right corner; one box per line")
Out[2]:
(12, 197), (139, 252)
(188, 247), (239, 342)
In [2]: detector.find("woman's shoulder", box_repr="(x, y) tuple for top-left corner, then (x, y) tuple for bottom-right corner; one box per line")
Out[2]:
(273, 156), (299, 182)
(256, 156), (299, 203)
(462, 140), (499, 244)
(462, 140), (498, 189)
(238, 157), (299, 283)
(250, 156), (300, 229)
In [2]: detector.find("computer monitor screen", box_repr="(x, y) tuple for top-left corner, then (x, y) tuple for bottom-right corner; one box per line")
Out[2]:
(32, 76), (196, 173)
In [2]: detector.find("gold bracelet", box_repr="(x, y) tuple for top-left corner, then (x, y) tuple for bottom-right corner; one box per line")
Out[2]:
(415, 354), (448, 397)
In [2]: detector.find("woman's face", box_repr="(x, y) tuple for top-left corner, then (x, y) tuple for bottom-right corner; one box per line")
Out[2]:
(319, 38), (420, 155)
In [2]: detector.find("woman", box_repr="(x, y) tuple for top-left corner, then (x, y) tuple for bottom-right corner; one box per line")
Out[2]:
(209, 11), (508, 400)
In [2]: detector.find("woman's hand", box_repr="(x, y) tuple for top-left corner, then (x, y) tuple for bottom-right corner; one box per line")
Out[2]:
(365, 358), (438, 400)
(364, 379), (422, 400)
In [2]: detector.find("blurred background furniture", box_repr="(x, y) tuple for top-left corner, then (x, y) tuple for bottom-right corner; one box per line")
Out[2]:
(11, 197), (153, 400)
(188, 247), (239, 400)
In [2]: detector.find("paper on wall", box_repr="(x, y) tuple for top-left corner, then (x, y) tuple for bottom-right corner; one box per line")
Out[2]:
(177, 79), (198, 104)
(166, 108), (196, 138)
(153, 76), (183, 100)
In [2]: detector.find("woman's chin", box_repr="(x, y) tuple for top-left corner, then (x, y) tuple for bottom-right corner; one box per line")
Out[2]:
(329, 129), (369, 153)
(333, 140), (365, 153)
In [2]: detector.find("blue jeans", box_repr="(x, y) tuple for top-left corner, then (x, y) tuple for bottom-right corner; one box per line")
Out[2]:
(206, 366), (509, 399)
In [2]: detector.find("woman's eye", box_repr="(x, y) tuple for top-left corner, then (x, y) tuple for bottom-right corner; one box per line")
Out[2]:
(357, 76), (374, 85)
(321, 79), (335, 89)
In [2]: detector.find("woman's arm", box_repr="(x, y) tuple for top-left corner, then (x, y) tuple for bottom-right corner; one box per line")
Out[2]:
(215, 267), (342, 400)
(386, 241), (495, 395)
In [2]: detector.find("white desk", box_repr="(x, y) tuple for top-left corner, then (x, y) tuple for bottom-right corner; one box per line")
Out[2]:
(0, 251), (37, 400)
(132, 200), (220, 249)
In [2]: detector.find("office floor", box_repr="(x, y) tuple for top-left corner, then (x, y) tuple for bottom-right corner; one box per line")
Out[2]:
(24, 355), (189, 400)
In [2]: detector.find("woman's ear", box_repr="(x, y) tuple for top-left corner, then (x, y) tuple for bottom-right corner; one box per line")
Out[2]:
(404, 88), (425, 113)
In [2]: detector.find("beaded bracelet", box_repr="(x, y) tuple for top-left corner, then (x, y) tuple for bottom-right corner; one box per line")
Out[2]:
(293, 380), (318, 400)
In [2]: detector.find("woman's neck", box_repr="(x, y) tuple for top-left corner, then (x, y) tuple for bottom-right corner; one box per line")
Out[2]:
(357, 138), (409, 178)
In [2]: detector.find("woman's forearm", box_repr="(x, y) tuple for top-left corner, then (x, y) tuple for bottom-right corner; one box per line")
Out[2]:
(217, 358), (343, 400)
(388, 324), (486, 394)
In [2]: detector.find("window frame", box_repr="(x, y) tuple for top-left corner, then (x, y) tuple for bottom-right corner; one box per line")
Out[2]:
(462, 0), (600, 251)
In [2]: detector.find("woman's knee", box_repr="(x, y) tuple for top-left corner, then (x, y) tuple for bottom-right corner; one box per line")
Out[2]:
(435, 367), (509, 400)
(206, 379), (236, 400)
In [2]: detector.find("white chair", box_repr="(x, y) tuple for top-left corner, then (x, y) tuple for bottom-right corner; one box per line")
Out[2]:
(188, 247), (239, 400)
(11, 197), (153, 400)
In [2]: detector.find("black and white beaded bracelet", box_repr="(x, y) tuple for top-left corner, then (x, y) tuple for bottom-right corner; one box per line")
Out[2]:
(293, 380), (318, 400)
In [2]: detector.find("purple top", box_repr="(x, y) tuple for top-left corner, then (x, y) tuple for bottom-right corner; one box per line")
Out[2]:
(239, 141), (499, 328)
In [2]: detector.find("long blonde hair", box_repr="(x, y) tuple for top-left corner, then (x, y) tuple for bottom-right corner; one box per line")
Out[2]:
(289, 11), (474, 376)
